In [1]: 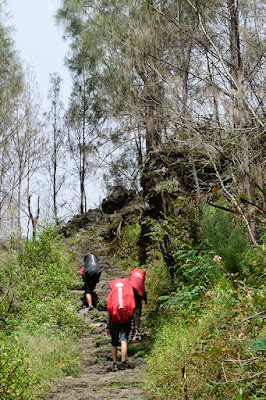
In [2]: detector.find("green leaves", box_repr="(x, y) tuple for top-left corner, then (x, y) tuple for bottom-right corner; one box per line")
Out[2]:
(0, 224), (83, 398)
(0, 340), (29, 400)
(172, 246), (221, 287)
(247, 336), (266, 353)
(202, 207), (251, 274)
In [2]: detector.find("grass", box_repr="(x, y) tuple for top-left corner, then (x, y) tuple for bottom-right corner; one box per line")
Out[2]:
(106, 381), (141, 391)
(145, 281), (266, 400)
(23, 334), (81, 395)
(0, 225), (84, 399)
(97, 299), (108, 311)
(90, 311), (101, 319)
(128, 338), (154, 358)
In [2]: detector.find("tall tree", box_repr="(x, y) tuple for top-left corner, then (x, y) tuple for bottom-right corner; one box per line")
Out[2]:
(10, 67), (44, 244)
(65, 45), (103, 214)
(0, 12), (23, 235)
(56, 0), (265, 243)
(46, 72), (65, 225)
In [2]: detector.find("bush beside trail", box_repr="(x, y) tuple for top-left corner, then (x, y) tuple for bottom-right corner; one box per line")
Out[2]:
(142, 206), (265, 400)
(0, 225), (83, 399)
(146, 281), (265, 399)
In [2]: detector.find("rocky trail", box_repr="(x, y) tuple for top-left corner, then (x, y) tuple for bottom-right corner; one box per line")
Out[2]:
(43, 229), (148, 400)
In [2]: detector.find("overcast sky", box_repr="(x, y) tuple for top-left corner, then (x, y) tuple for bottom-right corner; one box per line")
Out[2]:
(7, 0), (71, 106)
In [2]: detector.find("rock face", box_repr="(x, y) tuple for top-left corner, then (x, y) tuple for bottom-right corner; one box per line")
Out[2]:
(101, 185), (136, 214)
(60, 187), (136, 238)
(61, 209), (101, 237)
(137, 142), (222, 263)
(140, 142), (226, 219)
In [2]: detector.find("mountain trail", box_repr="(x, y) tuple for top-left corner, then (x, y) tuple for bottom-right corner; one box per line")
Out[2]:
(43, 228), (148, 400)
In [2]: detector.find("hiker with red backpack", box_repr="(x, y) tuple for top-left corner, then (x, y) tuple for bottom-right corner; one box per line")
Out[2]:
(106, 278), (137, 371)
(128, 268), (147, 341)
(80, 254), (101, 311)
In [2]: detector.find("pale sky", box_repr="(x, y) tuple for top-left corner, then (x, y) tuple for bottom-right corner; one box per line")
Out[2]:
(7, 0), (71, 106)
(6, 0), (105, 213)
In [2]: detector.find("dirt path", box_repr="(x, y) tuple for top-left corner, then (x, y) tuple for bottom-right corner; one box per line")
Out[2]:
(43, 231), (148, 400)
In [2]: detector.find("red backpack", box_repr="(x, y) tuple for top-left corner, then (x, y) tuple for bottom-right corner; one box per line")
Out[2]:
(128, 268), (146, 297)
(107, 278), (136, 324)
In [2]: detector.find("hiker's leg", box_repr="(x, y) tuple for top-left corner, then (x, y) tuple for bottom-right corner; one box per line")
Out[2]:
(111, 346), (118, 363)
(111, 323), (119, 363)
(85, 279), (96, 307)
(134, 294), (143, 331)
(121, 341), (127, 362)
(84, 279), (93, 307)
(85, 293), (92, 307)
(120, 322), (131, 362)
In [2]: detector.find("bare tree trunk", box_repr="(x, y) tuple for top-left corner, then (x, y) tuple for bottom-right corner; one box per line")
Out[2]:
(144, 68), (163, 153)
(80, 76), (87, 215)
(53, 125), (59, 225)
(133, 124), (144, 169)
(17, 163), (23, 255)
(228, 0), (242, 82)
(48, 72), (64, 225)
(28, 194), (40, 239)
(205, 51), (221, 127)
(227, 0), (261, 244)
(179, 29), (200, 197)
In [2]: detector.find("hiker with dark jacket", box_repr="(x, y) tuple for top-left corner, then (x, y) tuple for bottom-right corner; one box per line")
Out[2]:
(80, 254), (101, 311)
(106, 278), (137, 371)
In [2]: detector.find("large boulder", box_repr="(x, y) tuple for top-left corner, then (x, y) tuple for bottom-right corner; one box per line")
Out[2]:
(60, 209), (101, 237)
(101, 185), (136, 214)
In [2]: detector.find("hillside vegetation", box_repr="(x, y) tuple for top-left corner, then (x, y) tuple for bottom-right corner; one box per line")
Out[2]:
(0, 225), (84, 399)
(1, 188), (265, 399)
(109, 196), (265, 399)
(0, 1), (265, 398)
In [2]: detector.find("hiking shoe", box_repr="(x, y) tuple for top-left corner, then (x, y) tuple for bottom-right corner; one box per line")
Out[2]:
(132, 334), (141, 342)
(112, 363), (118, 372)
(88, 305), (94, 311)
(120, 361), (135, 370)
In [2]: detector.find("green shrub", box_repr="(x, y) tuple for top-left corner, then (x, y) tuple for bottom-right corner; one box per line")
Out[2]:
(0, 339), (30, 400)
(157, 245), (222, 312)
(0, 224), (83, 399)
(202, 208), (251, 274)
(146, 281), (265, 399)
(173, 245), (221, 286)
(145, 252), (171, 313)
(240, 232), (266, 286)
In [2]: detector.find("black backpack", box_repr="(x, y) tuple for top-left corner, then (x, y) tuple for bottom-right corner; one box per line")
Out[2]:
(84, 254), (101, 281)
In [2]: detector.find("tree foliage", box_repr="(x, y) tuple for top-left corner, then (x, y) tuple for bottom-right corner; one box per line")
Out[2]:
(57, 0), (265, 240)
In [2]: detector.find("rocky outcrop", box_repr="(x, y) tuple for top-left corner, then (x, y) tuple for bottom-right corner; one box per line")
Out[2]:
(60, 209), (102, 237)
(60, 187), (137, 238)
(140, 141), (226, 219)
(101, 185), (136, 214)
(138, 141), (222, 263)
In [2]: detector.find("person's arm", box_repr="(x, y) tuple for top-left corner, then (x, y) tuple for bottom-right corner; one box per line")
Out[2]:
(106, 311), (111, 338)
(143, 290), (147, 304)
(133, 309), (138, 335)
